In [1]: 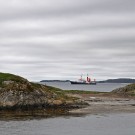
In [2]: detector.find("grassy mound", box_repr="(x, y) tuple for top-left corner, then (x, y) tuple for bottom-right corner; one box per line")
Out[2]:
(0, 72), (27, 86)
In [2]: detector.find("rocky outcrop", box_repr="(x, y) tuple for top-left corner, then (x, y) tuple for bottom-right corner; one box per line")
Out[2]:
(111, 83), (135, 96)
(0, 72), (88, 111)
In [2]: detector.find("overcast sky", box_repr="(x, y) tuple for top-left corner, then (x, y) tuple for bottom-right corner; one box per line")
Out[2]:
(0, 0), (135, 81)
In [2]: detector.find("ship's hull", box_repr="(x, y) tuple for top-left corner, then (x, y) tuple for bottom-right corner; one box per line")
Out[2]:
(70, 81), (96, 85)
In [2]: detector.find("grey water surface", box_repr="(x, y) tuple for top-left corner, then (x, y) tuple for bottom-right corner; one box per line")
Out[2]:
(0, 113), (135, 135)
(39, 82), (130, 92)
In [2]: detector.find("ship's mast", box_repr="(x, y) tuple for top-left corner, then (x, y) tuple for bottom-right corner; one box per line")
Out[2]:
(87, 74), (89, 82)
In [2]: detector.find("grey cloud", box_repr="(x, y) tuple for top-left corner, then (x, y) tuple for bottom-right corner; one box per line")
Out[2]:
(0, 0), (135, 20)
(0, 0), (135, 81)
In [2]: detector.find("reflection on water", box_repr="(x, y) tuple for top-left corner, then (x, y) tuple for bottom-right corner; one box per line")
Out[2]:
(0, 109), (87, 121)
(0, 113), (135, 135)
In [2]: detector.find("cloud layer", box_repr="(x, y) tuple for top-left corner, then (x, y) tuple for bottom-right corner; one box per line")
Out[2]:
(0, 0), (135, 81)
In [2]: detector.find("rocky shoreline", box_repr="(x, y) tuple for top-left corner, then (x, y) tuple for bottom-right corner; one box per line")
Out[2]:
(0, 72), (135, 119)
(69, 93), (135, 115)
(1, 93), (135, 120)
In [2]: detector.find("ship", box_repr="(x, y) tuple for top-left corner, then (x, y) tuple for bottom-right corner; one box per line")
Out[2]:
(70, 74), (96, 85)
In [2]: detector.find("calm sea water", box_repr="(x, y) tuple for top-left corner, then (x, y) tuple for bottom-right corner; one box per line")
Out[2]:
(0, 113), (135, 135)
(39, 82), (130, 92)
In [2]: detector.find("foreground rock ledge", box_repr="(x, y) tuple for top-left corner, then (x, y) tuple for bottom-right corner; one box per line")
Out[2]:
(0, 72), (88, 111)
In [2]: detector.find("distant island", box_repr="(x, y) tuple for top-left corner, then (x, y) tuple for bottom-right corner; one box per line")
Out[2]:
(98, 78), (135, 83)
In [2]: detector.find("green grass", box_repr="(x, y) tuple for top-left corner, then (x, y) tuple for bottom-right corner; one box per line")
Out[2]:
(43, 86), (108, 95)
(0, 72), (28, 87)
(41, 86), (106, 100)
(46, 86), (69, 99)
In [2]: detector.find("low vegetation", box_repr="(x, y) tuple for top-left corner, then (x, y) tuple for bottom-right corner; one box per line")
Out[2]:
(0, 72), (27, 86)
(0, 72), (88, 111)
(112, 83), (135, 96)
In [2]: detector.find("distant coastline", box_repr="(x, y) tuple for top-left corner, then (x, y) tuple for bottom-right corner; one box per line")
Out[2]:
(97, 78), (135, 83)
(40, 78), (135, 83)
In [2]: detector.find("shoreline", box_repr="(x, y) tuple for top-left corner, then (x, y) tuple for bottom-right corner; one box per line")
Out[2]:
(0, 93), (135, 120)
(69, 93), (135, 115)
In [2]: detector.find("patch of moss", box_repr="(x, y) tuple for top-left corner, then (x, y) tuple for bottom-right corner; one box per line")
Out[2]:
(0, 72), (27, 86)
(46, 86), (69, 98)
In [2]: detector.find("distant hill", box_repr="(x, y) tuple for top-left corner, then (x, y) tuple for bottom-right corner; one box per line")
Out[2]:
(98, 78), (135, 83)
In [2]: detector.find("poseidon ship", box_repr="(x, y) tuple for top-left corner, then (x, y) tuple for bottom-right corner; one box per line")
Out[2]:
(70, 74), (96, 85)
